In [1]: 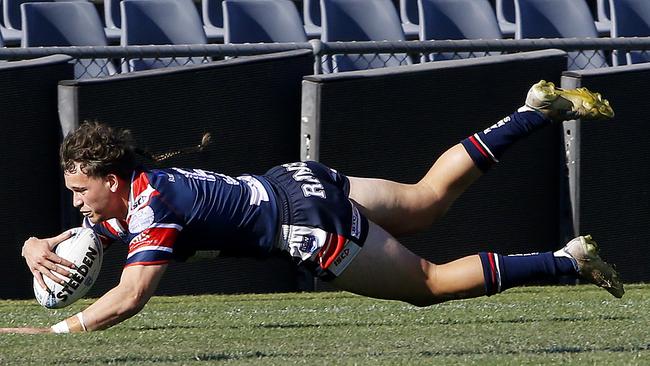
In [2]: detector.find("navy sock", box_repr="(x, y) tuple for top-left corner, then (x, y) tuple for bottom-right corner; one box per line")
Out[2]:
(479, 252), (578, 296)
(461, 109), (549, 172)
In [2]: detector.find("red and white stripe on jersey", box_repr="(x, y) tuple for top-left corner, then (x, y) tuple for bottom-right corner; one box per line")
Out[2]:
(128, 172), (160, 215)
(83, 217), (126, 247)
(125, 223), (182, 267)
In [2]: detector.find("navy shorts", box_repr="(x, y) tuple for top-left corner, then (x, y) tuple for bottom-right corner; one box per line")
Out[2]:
(263, 161), (369, 281)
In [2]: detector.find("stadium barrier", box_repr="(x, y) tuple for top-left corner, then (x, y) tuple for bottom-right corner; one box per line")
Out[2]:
(562, 64), (650, 283)
(301, 49), (569, 289)
(0, 37), (649, 77)
(0, 55), (75, 299)
(55, 50), (314, 297)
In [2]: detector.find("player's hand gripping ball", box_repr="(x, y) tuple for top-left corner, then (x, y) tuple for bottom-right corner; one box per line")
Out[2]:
(33, 228), (103, 309)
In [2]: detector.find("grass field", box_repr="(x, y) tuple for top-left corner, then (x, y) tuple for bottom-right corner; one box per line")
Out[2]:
(1, 284), (649, 365)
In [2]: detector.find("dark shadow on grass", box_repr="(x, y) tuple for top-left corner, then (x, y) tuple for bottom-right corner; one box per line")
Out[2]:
(75, 351), (273, 364)
(251, 314), (631, 330)
(418, 344), (650, 357)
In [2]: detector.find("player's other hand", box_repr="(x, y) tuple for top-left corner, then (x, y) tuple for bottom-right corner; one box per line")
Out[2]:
(22, 231), (77, 292)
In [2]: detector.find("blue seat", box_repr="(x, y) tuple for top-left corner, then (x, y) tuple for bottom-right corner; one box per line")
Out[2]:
(21, 1), (116, 78)
(201, 0), (225, 42)
(223, 0), (307, 43)
(0, 0), (19, 45)
(303, 0), (321, 38)
(103, 0), (122, 43)
(610, 0), (650, 66)
(121, 0), (208, 72)
(596, 0), (611, 35)
(4, 0), (86, 31)
(399, 0), (419, 39)
(515, 0), (607, 70)
(321, 0), (411, 72)
(495, 0), (516, 37)
(419, 0), (502, 61)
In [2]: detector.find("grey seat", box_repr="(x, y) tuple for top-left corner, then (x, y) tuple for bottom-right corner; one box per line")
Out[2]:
(321, 0), (411, 72)
(610, 0), (650, 66)
(21, 1), (117, 78)
(495, 0), (516, 38)
(419, 0), (502, 61)
(121, 0), (208, 72)
(223, 0), (307, 43)
(202, 0), (225, 42)
(399, 0), (420, 39)
(515, 0), (607, 70)
(303, 0), (321, 38)
(596, 0), (612, 35)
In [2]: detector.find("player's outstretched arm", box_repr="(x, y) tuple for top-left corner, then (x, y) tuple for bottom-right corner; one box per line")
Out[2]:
(22, 231), (77, 291)
(0, 264), (167, 334)
(69, 263), (168, 332)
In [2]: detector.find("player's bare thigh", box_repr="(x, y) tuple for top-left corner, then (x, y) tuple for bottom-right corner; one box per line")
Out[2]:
(347, 145), (481, 235)
(329, 220), (485, 306)
(348, 177), (438, 235)
(329, 219), (437, 306)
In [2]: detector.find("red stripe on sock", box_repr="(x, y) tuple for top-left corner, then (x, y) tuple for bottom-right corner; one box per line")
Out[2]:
(469, 135), (490, 160)
(487, 252), (497, 285)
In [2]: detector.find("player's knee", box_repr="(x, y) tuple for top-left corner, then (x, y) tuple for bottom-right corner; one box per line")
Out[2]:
(402, 262), (448, 307)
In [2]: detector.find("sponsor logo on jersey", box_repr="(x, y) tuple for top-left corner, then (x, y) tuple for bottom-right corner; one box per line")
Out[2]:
(128, 206), (155, 233)
(351, 206), (361, 240)
(130, 184), (158, 212)
(328, 241), (362, 277)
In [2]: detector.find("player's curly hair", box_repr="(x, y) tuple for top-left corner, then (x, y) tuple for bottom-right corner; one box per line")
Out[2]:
(60, 121), (138, 180)
(61, 121), (212, 179)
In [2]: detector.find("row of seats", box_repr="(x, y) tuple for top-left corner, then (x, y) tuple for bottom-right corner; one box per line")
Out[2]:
(1, 0), (648, 76)
(0, 0), (627, 43)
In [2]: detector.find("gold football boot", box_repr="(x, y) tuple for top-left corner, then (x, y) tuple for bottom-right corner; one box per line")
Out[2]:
(525, 80), (615, 121)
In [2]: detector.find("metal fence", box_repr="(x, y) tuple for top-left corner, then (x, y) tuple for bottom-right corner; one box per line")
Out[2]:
(1, 37), (649, 78)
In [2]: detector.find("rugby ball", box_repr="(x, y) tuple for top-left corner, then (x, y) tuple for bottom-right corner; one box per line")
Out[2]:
(33, 227), (103, 309)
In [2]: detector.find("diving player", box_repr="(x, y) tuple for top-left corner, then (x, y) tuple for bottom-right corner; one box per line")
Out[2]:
(10, 81), (622, 334)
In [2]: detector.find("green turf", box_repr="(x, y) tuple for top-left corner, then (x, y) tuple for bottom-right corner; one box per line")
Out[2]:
(1, 284), (649, 365)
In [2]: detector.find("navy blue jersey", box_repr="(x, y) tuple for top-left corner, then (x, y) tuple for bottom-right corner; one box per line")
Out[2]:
(85, 167), (279, 267)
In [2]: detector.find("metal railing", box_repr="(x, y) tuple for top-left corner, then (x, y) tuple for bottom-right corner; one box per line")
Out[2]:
(1, 37), (649, 78)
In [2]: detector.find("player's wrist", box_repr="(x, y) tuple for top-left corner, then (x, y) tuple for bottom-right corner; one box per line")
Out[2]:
(51, 312), (87, 333)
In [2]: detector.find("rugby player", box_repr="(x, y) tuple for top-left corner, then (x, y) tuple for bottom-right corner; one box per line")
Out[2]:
(7, 81), (623, 334)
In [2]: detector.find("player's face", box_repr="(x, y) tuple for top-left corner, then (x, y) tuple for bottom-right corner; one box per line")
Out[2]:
(64, 163), (125, 223)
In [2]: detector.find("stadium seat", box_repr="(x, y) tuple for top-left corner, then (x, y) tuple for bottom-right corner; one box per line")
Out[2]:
(121, 0), (208, 72)
(515, 0), (608, 70)
(399, 0), (419, 39)
(4, 0), (86, 31)
(21, 1), (117, 78)
(0, 0), (19, 45)
(610, 0), (650, 66)
(103, 0), (122, 44)
(321, 0), (411, 72)
(303, 0), (321, 38)
(495, 0), (516, 38)
(418, 0), (502, 61)
(202, 0), (225, 42)
(223, 0), (307, 43)
(596, 0), (612, 35)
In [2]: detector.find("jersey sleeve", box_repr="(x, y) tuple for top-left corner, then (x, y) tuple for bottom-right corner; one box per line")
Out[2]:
(124, 175), (183, 267)
(83, 217), (118, 249)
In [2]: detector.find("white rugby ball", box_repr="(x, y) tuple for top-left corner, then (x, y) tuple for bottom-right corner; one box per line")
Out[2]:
(33, 227), (103, 309)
